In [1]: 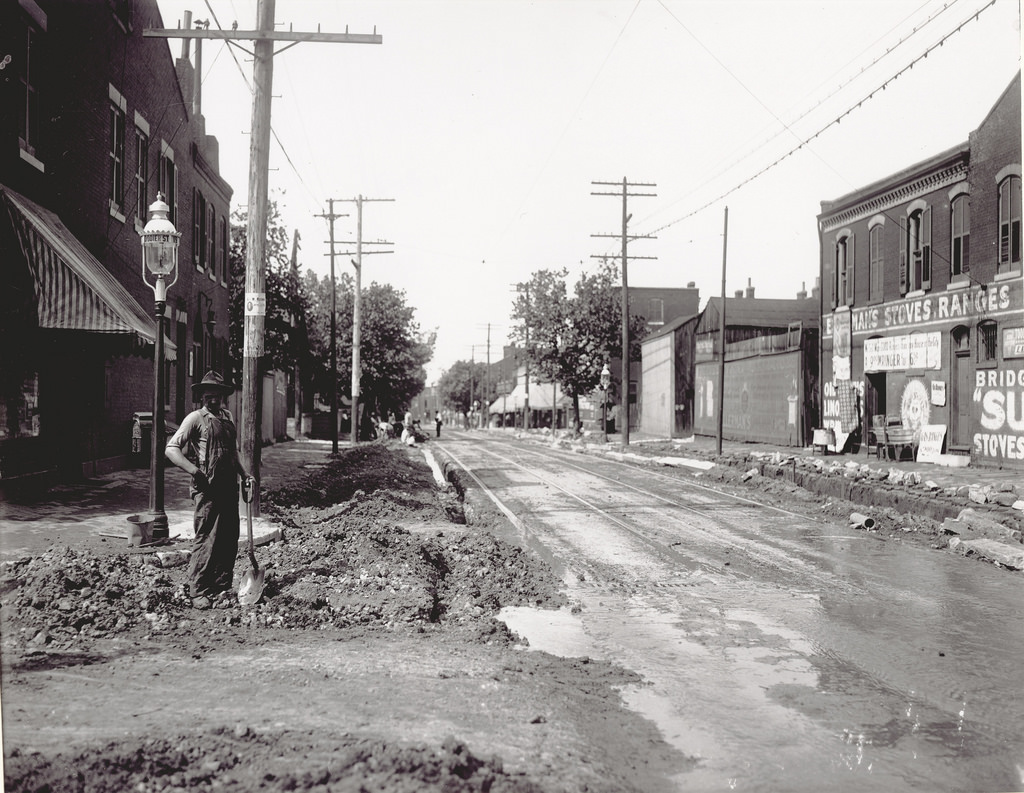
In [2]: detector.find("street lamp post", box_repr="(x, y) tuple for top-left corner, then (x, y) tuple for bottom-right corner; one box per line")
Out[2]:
(141, 194), (180, 541)
(599, 363), (611, 444)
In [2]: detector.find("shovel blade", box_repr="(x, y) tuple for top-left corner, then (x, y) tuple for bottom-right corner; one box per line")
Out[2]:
(238, 568), (265, 606)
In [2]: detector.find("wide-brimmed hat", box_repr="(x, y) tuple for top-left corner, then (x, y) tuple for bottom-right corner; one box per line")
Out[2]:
(191, 370), (234, 398)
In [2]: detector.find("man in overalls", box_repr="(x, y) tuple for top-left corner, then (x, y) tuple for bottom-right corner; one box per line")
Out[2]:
(166, 371), (254, 609)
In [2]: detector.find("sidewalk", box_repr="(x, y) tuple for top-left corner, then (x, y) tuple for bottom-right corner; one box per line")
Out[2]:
(0, 438), (338, 560)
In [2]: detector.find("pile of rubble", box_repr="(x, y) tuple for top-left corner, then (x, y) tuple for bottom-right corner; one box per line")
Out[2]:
(0, 446), (566, 653)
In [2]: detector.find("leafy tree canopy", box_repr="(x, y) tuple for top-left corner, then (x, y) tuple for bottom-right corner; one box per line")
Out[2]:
(229, 201), (434, 418)
(301, 272), (435, 417)
(437, 360), (493, 414)
(509, 259), (647, 429)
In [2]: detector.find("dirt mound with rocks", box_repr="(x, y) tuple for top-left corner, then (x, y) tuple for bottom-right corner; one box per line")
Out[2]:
(1, 445), (565, 655)
(4, 730), (544, 793)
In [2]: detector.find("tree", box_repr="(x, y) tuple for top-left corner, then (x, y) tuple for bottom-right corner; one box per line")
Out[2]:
(510, 259), (647, 431)
(356, 281), (435, 417)
(437, 359), (492, 415)
(301, 272), (435, 419)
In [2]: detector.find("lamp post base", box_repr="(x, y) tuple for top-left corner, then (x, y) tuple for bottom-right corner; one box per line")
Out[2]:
(150, 510), (169, 541)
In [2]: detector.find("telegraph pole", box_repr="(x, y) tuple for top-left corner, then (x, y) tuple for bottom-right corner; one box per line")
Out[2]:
(145, 2), (382, 516)
(485, 323), (491, 430)
(717, 207), (729, 455)
(314, 200), (349, 454)
(591, 177), (657, 447)
(515, 283), (531, 431)
(333, 196), (394, 444)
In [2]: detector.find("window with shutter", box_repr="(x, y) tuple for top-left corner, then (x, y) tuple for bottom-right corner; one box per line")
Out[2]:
(898, 216), (908, 295)
(192, 189), (202, 265)
(998, 175), (1021, 274)
(951, 194), (970, 276)
(869, 224), (884, 300)
(921, 207), (931, 291)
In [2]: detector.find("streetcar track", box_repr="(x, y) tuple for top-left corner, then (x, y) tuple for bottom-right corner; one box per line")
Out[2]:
(447, 437), (861, 594)
(471, 438), (839, 573)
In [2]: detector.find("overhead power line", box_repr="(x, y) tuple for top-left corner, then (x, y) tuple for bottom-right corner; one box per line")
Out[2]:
(650, 0), (965, 221)
(646, 0), (1002, 237)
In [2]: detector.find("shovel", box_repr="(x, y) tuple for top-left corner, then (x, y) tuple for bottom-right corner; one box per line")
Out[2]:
(238, 478), (265, 606)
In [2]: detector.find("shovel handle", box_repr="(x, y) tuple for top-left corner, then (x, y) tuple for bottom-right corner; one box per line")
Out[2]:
(241, 476), (256, 503)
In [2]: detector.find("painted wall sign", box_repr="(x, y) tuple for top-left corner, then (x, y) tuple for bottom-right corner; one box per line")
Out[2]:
(973, 366), (1024, 463)
(917, 424), (947, 463)
(1004, 327), (1024, 359)
(694, 353), (803, 445)
(864, 332), (941, 371)
(824, 282), (1018, 337)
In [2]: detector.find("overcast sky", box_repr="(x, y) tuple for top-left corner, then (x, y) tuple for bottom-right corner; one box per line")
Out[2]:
(153, 0), (1021, 383)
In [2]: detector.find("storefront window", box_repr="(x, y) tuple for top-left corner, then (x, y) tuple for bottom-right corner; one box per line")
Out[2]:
(0, 373), (41, 440)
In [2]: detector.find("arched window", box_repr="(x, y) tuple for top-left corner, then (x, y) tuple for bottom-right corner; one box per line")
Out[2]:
(950, 193), (970, 277)
(900, 201), (931, 294)
(868, 220), (884, 300)
(834, 231), (854, 307)
(998, 175), (1021, 273)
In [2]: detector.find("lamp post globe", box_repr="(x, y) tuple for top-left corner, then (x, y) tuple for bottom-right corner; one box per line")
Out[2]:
(599, 363), (611, 444)
(141, 194), (180, 540)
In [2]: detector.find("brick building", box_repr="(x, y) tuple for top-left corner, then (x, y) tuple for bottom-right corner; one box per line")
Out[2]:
(1, 0), (233, 483)
(818, 72), (1021, 466)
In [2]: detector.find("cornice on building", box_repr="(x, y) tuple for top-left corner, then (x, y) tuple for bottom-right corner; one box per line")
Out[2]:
(819, 154), (968, 234)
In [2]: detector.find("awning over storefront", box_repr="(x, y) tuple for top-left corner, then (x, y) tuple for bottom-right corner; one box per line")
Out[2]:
(1, 185), (176, 359)
(489, 381), (570, 414)
(489, 385), (524, 414)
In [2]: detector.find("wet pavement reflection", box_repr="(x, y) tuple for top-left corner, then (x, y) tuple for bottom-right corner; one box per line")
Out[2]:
(491, 448), (1024, 792)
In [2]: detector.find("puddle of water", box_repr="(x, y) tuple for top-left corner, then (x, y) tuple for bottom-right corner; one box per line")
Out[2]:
(498, 605), (596, 658)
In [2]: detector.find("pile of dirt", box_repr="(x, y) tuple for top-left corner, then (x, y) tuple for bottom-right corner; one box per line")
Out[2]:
(4, 730), (544, 793)
(2, 442), (676, 793)
(0, 444), (566, 654)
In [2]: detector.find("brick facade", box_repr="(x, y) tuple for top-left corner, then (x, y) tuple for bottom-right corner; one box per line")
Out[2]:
(1, 0), (233, 481)
(817, 72), (1022, 467)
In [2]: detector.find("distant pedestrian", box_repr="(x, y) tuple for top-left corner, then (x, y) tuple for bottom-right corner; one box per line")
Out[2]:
(165, 371), (254, 610)
(435, 411), (442, 438)
(401, 411), (416, 446)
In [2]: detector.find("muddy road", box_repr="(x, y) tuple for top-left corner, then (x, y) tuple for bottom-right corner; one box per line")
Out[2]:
(438, 432), (1024, 792)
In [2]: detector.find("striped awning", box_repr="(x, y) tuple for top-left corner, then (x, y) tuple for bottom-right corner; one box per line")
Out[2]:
(2, 185), (176, 359)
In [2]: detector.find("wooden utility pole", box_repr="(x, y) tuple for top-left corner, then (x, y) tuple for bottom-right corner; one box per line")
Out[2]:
(717, 207), (729, 455)
(145, 5), (381, 515)
(333, 196), (394, 443)
(314, 200), (349, 454)
(591, 178), (657, 447)
(485, 323), (491, 430)
(515, 283), (531, 430)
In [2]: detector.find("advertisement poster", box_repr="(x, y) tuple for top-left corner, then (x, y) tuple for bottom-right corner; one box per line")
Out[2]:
(917, 424), (947, 463)
(864, 332), (941, 371)
(832, 310), (851, 381)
